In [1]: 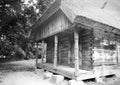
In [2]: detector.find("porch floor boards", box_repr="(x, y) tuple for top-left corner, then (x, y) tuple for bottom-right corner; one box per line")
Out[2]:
(37, 62), (95, 80)
(36, 60), (120, 80)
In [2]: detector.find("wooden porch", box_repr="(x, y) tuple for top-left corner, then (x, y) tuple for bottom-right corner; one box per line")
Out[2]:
(36, 26), (120, 80)
(37, 61), (94, 80)
(37, 59), (120, 80)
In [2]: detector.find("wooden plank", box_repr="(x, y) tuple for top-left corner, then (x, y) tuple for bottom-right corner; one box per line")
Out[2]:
(80, 29), (93, 70)
(58, 34), (71, 66)
(46, 37), (54, 63)
(32, 0), (61, 30)
(35, 10), (72, 41)
(37, 63), (74, 79)
(79, 35), (82, 66)
(117, 42), (120, 64)
(60, 0), (75, 22)
(37, 62), (118, 81)
(74, 29), (79, 76)
(68, 46), (71, 64)
(54, 35), (58, 68)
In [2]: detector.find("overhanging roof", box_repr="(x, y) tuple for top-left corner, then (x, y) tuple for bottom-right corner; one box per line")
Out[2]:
(31, 0), (61, 31)
(31, 0), (120, 31)
(63, 0), (120, 29)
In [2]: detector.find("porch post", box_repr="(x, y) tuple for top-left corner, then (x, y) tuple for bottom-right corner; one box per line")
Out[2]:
(54, 35), (58, 69)
(41, 40), (44, 63)
(74, 29), (79, 76)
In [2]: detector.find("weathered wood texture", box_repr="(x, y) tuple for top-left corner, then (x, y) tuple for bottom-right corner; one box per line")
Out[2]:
(74, 29), (79, 76)
(46, 32), (73, 66)
(36, 10), (71, 40)
(37, 62), (94, 80)
(46, 37), (54, 63)
(37, 62), (120, 80)
(31, 0), (120, 35)
(64, 0), (120, 29)
(45, 23), (120, 70)
(80, 29), (93, 70)
(116, 35), (120, 64)
(58, 33), (72, 66)
(54, 35), (58, 68)
(93, 27), (120, 66)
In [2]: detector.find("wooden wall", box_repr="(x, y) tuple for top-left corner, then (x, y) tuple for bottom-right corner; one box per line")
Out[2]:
(57, 29), (94, 70)
(44, 20), (120, 70)
(46, 37), (54, 63)
(58, 33), (72, 66)
(80, 29), (93, 70)
(116, 34), (120, 64)
(44, 28), (94, 70)
(93, 28), (120, 66)
(36, 10), (72, 40)
(45, 32), (74, 66)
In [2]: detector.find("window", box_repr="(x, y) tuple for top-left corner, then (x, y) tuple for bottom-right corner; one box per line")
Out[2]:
(102, 39), (116, 50)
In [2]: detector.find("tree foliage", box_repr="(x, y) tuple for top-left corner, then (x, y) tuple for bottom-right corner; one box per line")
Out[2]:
(0, 0), (53, 59)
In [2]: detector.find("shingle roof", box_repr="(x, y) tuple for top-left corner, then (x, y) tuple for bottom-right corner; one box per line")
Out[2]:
(31, 0), (120, 30)
(62, 0), (120, 29)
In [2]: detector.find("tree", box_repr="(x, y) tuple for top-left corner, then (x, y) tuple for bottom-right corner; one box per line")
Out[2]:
(0, 0), (54, 59)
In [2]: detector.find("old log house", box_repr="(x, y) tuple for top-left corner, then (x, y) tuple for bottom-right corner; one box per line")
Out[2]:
(31, 0), (120, 80)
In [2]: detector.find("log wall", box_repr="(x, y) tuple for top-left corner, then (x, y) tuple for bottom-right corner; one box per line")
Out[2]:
(116, 34), (120, 64)
(46, 37), (54, 63)
(45, 33), (73, 66)
(93, 28), (120, 66)
(80, 29), (93, 70)
(45, 24), (120, 70)
(58, 33), (72, 66)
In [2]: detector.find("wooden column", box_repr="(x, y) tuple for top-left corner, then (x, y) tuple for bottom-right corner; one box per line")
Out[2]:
(41, 40), (44, 63)
(74, 29), (79, 76)
(116, 42), (119, 64)
(54, 35), (58, 68)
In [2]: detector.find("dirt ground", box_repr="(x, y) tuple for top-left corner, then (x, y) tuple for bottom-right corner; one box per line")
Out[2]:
(0, 59), (54, 85)
(0, 59), (120, 85)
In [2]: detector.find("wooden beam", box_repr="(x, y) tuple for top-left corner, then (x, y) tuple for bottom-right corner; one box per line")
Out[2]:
(116, 42), (119, 64)
(68, 47), (71, 64)
(31, 0), (61, 30)
(74, 29), (79, 77)
(54, 35), (58, 68)
(41, 40), (44, 63)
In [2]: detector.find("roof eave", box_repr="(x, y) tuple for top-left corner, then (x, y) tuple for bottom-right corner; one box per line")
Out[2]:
(31, 0), (61, 31)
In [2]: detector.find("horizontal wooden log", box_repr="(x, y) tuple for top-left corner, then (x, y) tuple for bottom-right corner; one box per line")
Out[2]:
(80, 29), (94, 70)
(82, 60), (92, 66)
(81, 33), (92, 36)
(82, 57), (92, 61)
(58, 33), (71, 66)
